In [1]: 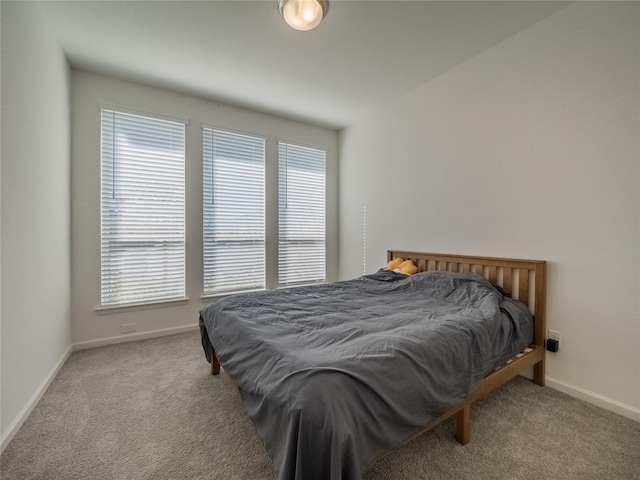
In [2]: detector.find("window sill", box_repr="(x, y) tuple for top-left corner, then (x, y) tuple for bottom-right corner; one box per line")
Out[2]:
(95, 297), (189, 314)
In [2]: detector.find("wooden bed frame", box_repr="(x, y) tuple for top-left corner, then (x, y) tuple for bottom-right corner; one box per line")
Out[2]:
(385, 250), (546, 446)
(209, 250), (546, 448)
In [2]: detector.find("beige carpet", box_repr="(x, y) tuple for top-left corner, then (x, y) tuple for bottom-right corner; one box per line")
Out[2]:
(2, 332), (638, 479)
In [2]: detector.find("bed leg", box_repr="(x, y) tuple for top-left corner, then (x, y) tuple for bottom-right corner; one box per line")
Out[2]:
(534, 361), (545, 387)
(456, 405), (471, 445)
(211, 355), (220, 375)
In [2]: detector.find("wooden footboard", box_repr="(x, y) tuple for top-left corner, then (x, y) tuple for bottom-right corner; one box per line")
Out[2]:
(387, 250), (546, 445)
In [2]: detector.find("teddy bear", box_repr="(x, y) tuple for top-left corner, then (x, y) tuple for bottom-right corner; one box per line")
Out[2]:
(385, 257), (418, 275)
(386, 257), (404, 271)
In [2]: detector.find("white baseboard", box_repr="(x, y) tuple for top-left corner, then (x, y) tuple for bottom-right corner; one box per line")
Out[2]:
(546, 376), (640, 423)
(72, 324), (199, 351)
(0, 344), (73, 453)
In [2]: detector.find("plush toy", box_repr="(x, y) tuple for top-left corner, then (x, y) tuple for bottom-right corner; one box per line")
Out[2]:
(385, 257), (418, 275)
(398, 259), (418, 275)
(385, 257), (404, 271)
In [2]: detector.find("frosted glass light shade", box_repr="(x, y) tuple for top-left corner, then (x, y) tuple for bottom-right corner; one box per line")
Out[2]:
(279, 0), (324, 31)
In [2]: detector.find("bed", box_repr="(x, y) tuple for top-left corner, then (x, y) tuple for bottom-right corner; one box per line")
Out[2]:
(199, 250), (546, 480)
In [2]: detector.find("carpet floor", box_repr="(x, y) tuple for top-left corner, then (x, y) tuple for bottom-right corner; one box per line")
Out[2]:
(2, 332), (638, 479)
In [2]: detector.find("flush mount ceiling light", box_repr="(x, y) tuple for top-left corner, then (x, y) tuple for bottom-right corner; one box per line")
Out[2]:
(279, 0), (326, 31)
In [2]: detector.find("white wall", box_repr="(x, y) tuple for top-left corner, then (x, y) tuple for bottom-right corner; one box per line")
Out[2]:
(1, 2), (72, 447)
(71, 71), (338, 346)
(339, 2), (640, 417)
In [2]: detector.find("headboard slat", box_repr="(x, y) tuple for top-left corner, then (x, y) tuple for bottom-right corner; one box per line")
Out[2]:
(488, 266), (498, 284)
(503, 268), (513, 293)
(518, 269), (530, 305)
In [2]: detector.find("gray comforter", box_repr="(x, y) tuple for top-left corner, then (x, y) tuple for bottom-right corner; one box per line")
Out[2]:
(199, 270), (533, 480)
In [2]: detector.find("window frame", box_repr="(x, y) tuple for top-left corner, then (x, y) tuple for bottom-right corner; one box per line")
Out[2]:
(202, 126), (267, 297)
(277, 140), (327, 287)
(99, 107), (187, 309)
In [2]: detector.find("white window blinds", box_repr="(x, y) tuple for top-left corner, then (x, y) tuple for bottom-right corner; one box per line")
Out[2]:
(278, 142), (326, 286)
(203, 128), (265, 294)
(100, 109), (186, 306)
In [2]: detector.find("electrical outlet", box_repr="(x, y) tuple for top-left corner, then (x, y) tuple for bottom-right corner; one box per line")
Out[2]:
(547, 329), (561, 348)
(121, 323), (137, 334)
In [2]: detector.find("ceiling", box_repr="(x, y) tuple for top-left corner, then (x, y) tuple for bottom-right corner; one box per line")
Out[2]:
(37, 1), (570, 130)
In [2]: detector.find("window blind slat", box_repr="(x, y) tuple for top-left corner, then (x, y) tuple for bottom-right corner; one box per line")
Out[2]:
(203, 128), (265, 295)
(100, 109), (185, 306)
(278, 142), (326, 286)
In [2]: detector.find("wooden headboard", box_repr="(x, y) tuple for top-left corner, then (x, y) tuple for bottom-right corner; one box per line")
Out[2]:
(387, 250), (547, 377)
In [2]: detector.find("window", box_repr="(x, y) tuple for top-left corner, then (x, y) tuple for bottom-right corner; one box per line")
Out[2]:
(278, 142), (326, 286)
(100, 109), (186, 307)
(203, 128), (265, 295)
